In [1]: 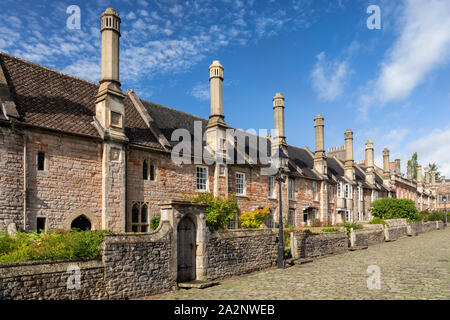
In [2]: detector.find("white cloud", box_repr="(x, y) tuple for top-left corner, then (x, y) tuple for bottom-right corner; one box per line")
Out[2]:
(406, 128), (450, 177)
(189, 83), (210, 101)
(311, 52), (352, 101)
(359, 0), (450, 117)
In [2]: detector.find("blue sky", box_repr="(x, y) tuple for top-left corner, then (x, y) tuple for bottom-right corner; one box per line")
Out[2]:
(1, 0), (449, 176)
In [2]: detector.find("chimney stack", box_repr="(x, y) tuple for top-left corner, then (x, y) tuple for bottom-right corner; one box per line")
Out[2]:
(95, 8), (126, 140)
(382, 148), (391, 187)
(344, 129), (354, 181)
(395, 159), (401, 175)
(431, 171), (436, 185)
(442, 176), (446, 183)
(273, 93), (286, 147)
(365, 140), (375, 185)
(207, 60), (225, 128)
(313, 114), (327, 175)
(416, 164), (423, 192)
(424, 167), (430, 188)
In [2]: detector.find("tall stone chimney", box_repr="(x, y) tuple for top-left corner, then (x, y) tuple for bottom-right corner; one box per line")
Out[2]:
(95, 8), (126, 141)
(417, 164), (423, 192)
(313, 114), (327, 175)
(365, 140), (375, 185)
(424, 167), (430, 188)
(382, 148), (391, 187)
(344, 129), (354, 181)
(407, 163), (412, 180)
(207, 60), (225, 128)
(273, 93), (286, 148)
(431, 171), (436, 185)
(95, 8), (127, 232)
(394, 159), (401, 176)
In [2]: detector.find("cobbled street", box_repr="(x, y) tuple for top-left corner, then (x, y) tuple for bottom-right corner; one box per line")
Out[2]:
(151, 228), (450, 300)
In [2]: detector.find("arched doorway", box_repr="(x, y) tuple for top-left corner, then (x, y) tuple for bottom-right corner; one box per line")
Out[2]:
(71, 215), (92, 231)
(177, 216), (196, 282)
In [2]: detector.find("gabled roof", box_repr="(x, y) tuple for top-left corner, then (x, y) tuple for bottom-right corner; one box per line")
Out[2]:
(0, 52), (162, 150)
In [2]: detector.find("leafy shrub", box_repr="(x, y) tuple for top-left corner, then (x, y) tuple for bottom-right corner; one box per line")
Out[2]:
(370, 198), (418, 221)
(189, 193), (239, 231)
(428, 211), (444, 221)
(319, 227), (341, 233)
(150, 215), (161, 230)
(239, 205), (271, 229)
(368, 217), (388, 226)
(338, 222), (363, 236)
(0, 230), (109, 264)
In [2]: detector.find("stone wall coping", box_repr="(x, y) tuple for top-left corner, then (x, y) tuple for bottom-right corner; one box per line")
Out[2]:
(210, 228), (277, 239)
(292, 231), (347, 237)
(0, 259), (103, 278)
(103, 220), (171, 243)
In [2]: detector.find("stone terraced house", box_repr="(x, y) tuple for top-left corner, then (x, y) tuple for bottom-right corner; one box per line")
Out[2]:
(0, 8), (436, 233)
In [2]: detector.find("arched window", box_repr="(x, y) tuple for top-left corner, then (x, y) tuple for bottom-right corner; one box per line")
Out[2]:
(131, 202), (149, 232)
(149, 162), (155, 181)
(143, 160), (148, 180)
(71, 215), (92, 231)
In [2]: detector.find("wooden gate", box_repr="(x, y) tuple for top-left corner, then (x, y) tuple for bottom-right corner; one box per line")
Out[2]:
(177, 217), (196, 282)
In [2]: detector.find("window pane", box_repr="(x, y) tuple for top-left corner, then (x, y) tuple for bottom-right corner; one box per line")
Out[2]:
(141, 205), (147, 223)
(141, 226), (148, 233)
(143, 161), (148, 180)
(236, 173), (244, 195)
(196, 166), (207, 190)
(150, 163), (155, 181)
(132, 225), (138, 232)
(37, 152), (45, 171)
(132, 204), (139, 223)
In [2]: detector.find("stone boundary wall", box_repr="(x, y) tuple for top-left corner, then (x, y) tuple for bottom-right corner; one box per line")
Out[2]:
(0, 259), (105, 300)
(384, 225), (408, 241)
(291, 231), (348, 259)
(101, 220), (175, 300)
(205, 228), (278, 281)
(351, 225), (385, 247)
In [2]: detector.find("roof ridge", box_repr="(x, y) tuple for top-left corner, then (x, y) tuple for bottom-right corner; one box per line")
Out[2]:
(0, 51), (100, 88)
(139, 97), (209, 122)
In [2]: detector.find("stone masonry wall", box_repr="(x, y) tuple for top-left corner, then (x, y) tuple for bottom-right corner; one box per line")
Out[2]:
(291, 231), (348, 259)
(25, 130), (102, 230)
(0, 259), (105, 300)
(205, 228), (278, 281)
(0, 126), (24, 230)
(101, 220), (175, 299)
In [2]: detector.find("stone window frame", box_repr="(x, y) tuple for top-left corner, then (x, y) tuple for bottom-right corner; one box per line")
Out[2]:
(142, 159), (156, 181)
(358, 211), (364, 221)
(345, 210), (353, 222)
(36, 216), (47, 233)
(312, 181), (318, 202)
(130, 202), (150, 233)
(288, 178), (294, 200)
(337, 182), (344, 198)
(345, 184), (353, 200)
(328, 185), (333, 203)
(110, 110), (123, 128)
(235, 172), (246, 196)
(196, 166), (209, 192)
(268, 176), (275, 199)
(36, 151), (48, 171)
(357, 186), (363, 201)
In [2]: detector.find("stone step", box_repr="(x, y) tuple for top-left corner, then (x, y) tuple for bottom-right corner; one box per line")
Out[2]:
(178, 280), (220, 289)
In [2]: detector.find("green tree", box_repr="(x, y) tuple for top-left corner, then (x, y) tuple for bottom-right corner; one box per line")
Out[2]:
(407, 152), (418, 180)
(428, 163), (441, 181)
(370, 198), (418, 221)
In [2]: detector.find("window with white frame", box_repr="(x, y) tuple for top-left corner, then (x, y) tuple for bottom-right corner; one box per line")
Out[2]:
(196, 166), (208, 191)
(337, 182), (343, 198)
(268, 176), (275, 198)
(288, 178), (294, 200)
(345, 184), (350, 199)
(328, 185), (333, 202)
(236, 172), (245, 195)
(345, 210), (353, 222)
(358, 211), (363, 221)
(374, 191), (379, 200)
(358, 186), (363, 201)
(312, 182), (318, 201)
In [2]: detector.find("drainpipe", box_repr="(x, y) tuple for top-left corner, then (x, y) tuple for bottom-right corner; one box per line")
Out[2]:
(23, 132), (27, 231)
(124, 142), (129, 232)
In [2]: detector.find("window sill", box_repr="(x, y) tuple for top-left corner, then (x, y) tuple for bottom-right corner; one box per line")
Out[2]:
(236, 194), (248, 199)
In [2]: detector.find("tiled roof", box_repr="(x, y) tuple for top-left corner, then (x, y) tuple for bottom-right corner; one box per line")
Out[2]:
(0, 52), (162, 149)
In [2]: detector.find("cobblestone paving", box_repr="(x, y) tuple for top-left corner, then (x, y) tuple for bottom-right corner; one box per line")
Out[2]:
(151, 228), (450, 300)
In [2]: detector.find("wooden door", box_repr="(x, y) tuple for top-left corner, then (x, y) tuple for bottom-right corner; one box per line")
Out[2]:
(177, 217), (196, 282)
